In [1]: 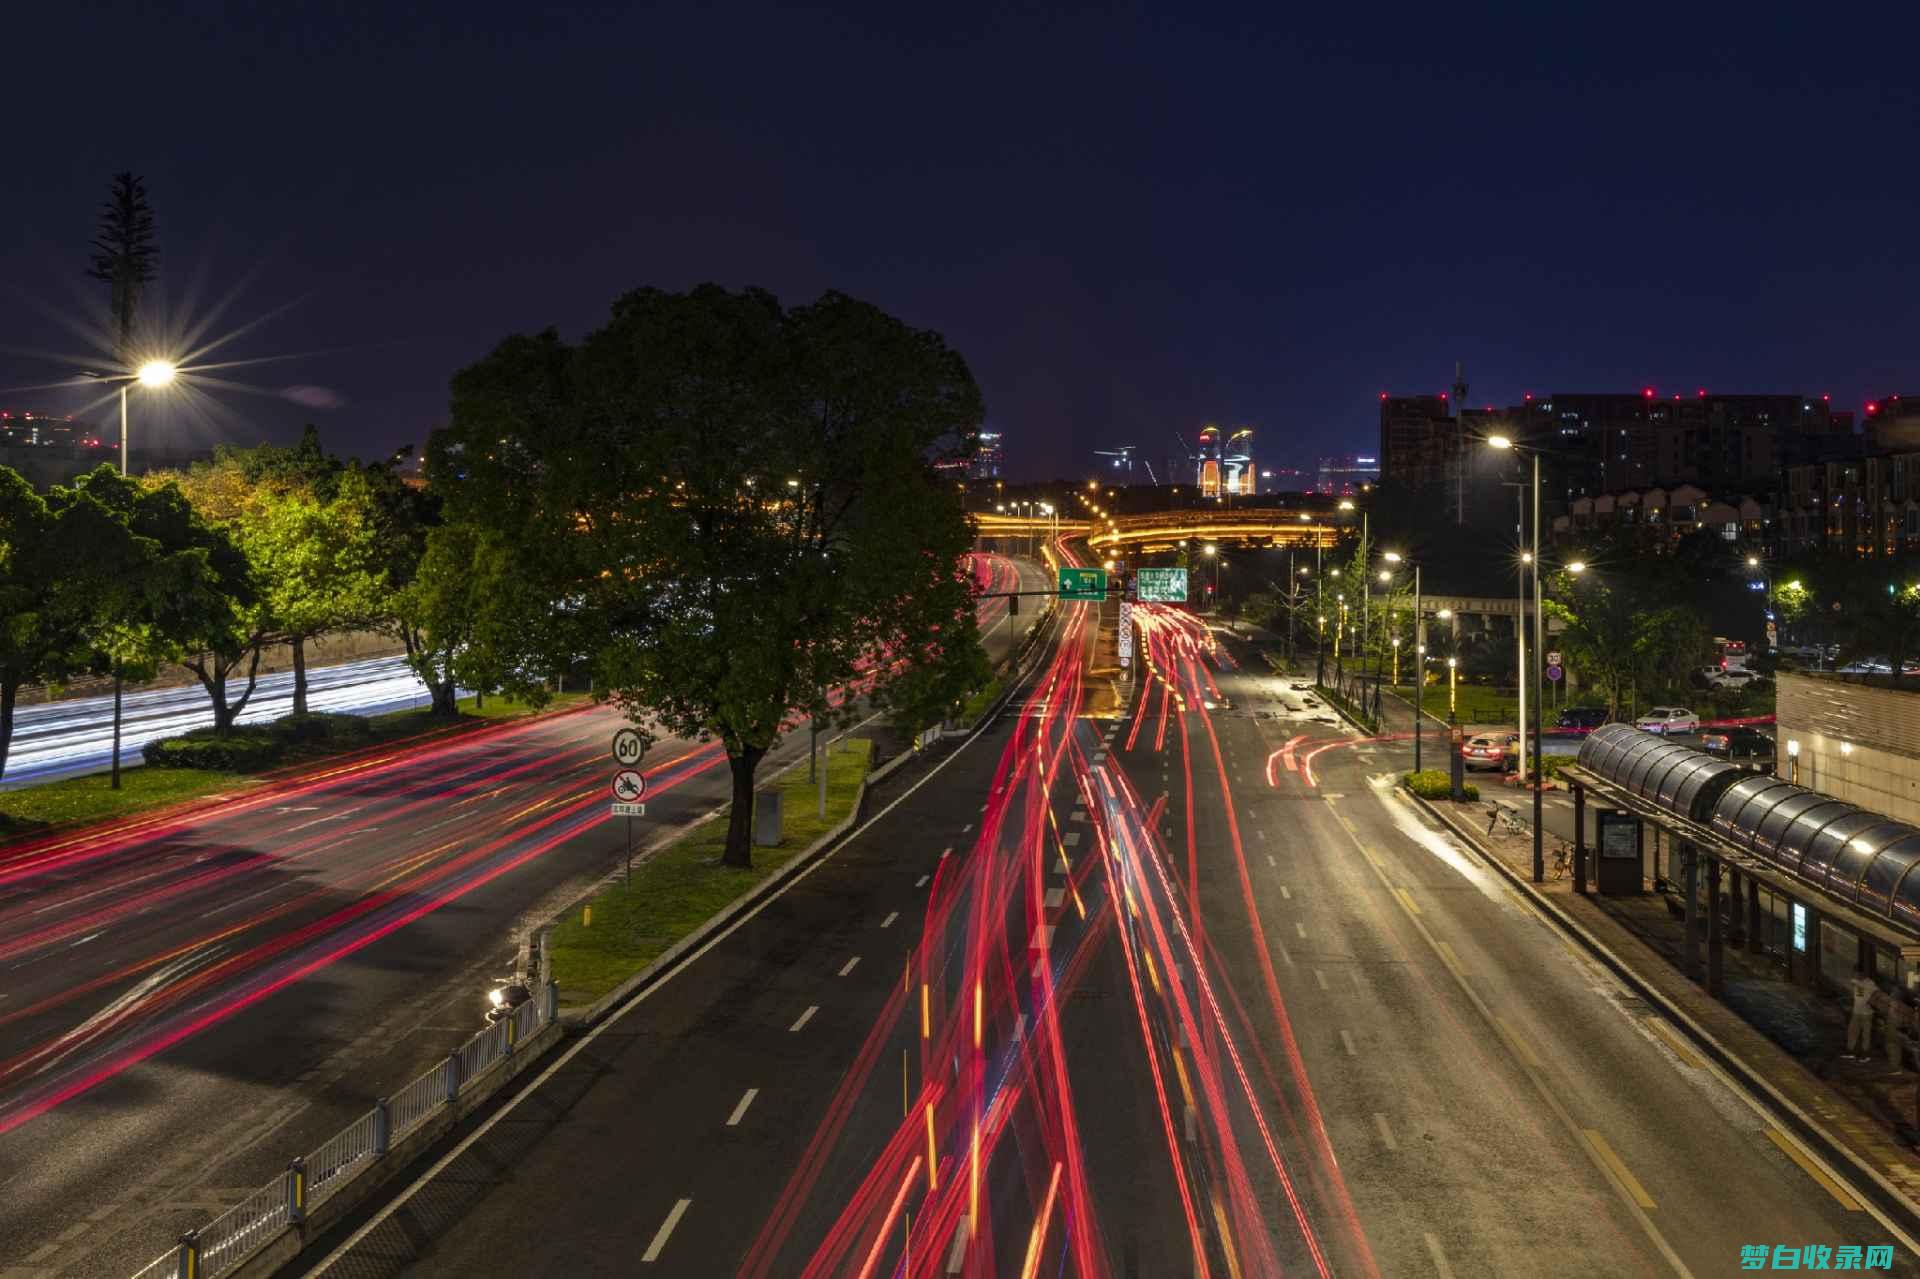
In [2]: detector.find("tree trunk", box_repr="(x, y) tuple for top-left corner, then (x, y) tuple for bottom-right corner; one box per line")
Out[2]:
(0, 680), (16, 784)
(431, 680), (458, 717)
(210, 663), (233, 735)
(292, 634), (309, 716)
(227, 647), (265, 724)
(721, 744), (767, 869)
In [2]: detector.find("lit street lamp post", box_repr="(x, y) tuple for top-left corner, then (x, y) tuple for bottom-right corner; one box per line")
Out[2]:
(1488, 434), (1547, 882)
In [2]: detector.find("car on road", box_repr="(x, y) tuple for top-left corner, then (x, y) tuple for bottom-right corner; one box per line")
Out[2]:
(1556, 707), (1609, 731)
(1707, 668), (1766, 690)
(1461, 731), (1517, 771)
(1698, 726), (1776, 770)
(1635, 706), (1699, 734)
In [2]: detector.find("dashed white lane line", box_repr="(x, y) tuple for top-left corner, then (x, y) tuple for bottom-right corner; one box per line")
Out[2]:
(1340, 1029), (1357, 1057)
(1315, 969), (1329, 991)
(725, 1089), (759, 1126)
(881, 911), (899, 929)
(1256, 828), (1267, 841)
(838, 956), (861, 977)
(915, 875), (930, 888)
(1030, 925), (1056, 950)
(1274, 940), (1294, 967)
(789, 1006), (818, 1033)
(642, 1198), (692, 1262)
(1294, 921), (1307, 940)
(1062, 831), (1082, 846)
(962, 823), (974, 833)
(941, 847), (953, 859)
(1265, 853), (1277, 868)
(1373, 1112), (1399, 1151)
(1279, 885), (1291, 900)
(1424, 1232), (1457, 1279)
(1044, 887), (1065, 910)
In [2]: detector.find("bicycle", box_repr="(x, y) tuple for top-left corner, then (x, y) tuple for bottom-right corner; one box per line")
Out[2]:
(1549, 839), (1574, 880)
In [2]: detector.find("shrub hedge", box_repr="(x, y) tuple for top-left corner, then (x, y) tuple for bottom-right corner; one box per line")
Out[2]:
(1404, 769), (1479, 801)
(142, 711), (376, 771)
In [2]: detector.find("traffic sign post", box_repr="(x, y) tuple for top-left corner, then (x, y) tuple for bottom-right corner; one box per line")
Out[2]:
(612, 728), (645, 767)
(1546, 664), (1563, 682)
(1546, 651), (1561, 668)
(612, 770), (647, 802)
(1118, 600), (1134, 670)
(1058, 567), (1107, 601)
(1135, 567), (1188, 604)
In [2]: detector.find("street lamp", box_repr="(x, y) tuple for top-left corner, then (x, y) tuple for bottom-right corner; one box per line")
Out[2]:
(86, 358), (178, 477)
(1485, 431), (1549, 883)
(1447, 655), (1458, 717)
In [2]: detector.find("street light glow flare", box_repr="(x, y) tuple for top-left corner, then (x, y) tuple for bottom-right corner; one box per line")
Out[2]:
(1338, 499), (1356, 511)
(1377, 570), (1391, 582)
(1568, 561), (1587, 574)
(1382, 551), (1403, 563)
(1486, 434), (1514, 450)
(136, 360), (177, 387)
(1203, 544), (1217, 557)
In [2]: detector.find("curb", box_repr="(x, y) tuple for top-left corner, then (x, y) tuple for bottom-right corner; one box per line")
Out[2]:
(1405, 785), (1920, 1241)
(559, 744), (906, 1030)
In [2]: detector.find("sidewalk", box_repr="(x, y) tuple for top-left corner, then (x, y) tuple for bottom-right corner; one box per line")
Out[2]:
(1421, 792), (1920, 1222)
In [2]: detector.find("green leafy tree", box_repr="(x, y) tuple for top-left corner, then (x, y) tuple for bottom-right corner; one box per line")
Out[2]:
(429, 285), (986, 867)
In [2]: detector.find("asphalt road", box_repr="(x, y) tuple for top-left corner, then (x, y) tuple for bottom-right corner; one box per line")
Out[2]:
(0, 553), (1047, 1278)
(282, 585), (1919, 1278)
(2, 656), (440, 790)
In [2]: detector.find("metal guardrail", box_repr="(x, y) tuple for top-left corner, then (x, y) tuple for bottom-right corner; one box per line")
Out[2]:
(132, 983), (557, 1279)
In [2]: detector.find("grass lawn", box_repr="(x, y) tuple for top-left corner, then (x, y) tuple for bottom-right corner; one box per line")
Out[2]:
(549, 736), (875, 1008)
(1390, 683), (1521, 726)
(957, 676), (1006, 725)
(0, 690), (593, 841)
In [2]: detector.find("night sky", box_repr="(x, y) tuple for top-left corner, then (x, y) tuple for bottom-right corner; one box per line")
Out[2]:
(6, 4), (1920, 480)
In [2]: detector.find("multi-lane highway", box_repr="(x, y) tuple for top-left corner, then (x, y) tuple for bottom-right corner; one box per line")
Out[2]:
(2, 656), (438, 790)
(0, 554), (1047, 1277)
(286, 550), (1915, 1277)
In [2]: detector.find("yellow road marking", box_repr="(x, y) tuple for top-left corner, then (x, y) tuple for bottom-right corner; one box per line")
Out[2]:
(1495, 1016), (1542, 1070)
(1644, 1018), (1705, 1072)
(1765, 1129), (1864, 1211)
(1435, 941), (1464, 977)
(1394, 887), (1422, 916)
(1209, 1192), (1245, 1279)
(1584, 1130), (1657, 1209)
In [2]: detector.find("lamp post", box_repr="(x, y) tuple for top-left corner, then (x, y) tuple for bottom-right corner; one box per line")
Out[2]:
(1488, 434), (1547, 882)
(1448, 655), (1458, 718)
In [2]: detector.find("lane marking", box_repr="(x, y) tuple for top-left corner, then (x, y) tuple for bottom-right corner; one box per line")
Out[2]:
(1265, 853), (1277, 868)
(1395, 887), (1422, 916)
(789, 1005), (818, 1032)
(1435, 941), (1464, 976)
(1030, 925), (1055, 950)
(1583, 1130), (1657, 1210)
(941, 847), (953, 860)
(642, 1197), (692, 1262)
(302, 615), (1076, 1273)
(1373, 1112), (1399, 1151)
(1315, 969), (1329, 991)
(838, 956), (861, 977)
(1340, 1029), (1357, 1057)
(1644, 1018), (1705, 1072)
(1063, 832), (1082, 846)
(726, 1089), (759, 1127)
(1495, 1016), (1543, 1070)
(1765, 1129), (1864, 1211)
(1274, 940), (1294, 967)
(1294, 922), (1307, 940)
(961, 823), (973, 834)
(1279, 885), (1291, 900)
(1424, 1232), (1457, 1279)
(1044, 887), (1065, 910)
(915, 875), (930, 888)
(881, 911), (899, 929)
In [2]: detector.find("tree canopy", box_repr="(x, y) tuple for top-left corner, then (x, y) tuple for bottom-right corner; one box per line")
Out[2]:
(427, 284), (987, 866)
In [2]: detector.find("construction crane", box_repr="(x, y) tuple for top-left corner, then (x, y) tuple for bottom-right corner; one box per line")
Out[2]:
(1094, 445), (1138, 478)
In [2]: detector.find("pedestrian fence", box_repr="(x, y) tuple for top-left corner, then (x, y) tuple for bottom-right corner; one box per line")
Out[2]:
(131, 984), (554, 1279)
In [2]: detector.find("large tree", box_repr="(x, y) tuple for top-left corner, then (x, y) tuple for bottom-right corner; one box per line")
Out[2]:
(429, 285), (986, 867)
(87, 172), (158, 364)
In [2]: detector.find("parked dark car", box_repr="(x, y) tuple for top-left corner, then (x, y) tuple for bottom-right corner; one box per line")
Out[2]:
(1556, 707), (1609, 731)
(1698, 726), (1776, 771)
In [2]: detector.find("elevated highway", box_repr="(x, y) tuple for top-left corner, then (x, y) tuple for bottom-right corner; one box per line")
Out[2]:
(972, 507), (1342, 553)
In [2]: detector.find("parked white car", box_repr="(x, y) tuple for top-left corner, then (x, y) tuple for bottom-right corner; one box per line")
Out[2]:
(1708, 668), (1764, 689)
(1636, 707), (1700, 734)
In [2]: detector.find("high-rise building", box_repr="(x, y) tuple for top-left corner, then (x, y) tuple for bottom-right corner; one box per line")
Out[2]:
(971, 430), (1003, 480)
(1194, 424), (1254, 496)
(1377, 393), (1456, 492)
(1315, 454), (1379, 495)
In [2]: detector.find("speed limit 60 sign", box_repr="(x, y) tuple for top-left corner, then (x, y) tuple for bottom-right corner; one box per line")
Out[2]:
(612, 728), (645, 766)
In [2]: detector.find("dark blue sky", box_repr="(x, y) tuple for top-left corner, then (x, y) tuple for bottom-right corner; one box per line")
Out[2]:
(6, 3), (1918, 479)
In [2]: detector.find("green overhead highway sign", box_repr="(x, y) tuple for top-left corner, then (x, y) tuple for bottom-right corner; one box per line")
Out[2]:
(1135, 566), (1188, 604)
(1058, 567), (1107, 601)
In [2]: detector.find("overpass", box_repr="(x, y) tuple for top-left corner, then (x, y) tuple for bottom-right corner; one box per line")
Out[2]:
(972, 508), (1344, 552)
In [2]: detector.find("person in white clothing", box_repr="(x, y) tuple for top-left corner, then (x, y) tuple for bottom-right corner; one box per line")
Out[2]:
(1847, 974), (1877, 1059)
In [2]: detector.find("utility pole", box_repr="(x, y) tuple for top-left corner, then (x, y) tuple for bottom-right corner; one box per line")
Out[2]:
(1453, 361), (1469, 525)
(1531, 451), (1545, 884)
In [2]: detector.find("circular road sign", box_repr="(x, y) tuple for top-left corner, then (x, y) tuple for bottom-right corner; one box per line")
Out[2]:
(613, 769), (647, 802)
(1546, 651), (1562, 667)
(1546, 664), (1564, 682)
(612, 728), (645, 766)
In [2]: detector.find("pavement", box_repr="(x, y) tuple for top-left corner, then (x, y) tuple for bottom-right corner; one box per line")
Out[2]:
(1, 655), (439, 790)
(263, 589), (1920, 1277)
(0, 554), (1048, 1278)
